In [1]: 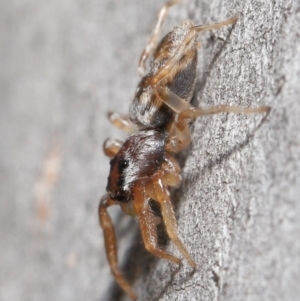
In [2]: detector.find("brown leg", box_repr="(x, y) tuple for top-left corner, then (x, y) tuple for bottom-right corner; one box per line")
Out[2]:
(192, 16), (238, 32)
(133, 182), (181, 264)
(165, 119), (193, 153)
(103, 138), (123, 158)
(138, 0), (182, 76)
(177, 105), (271, 130)
(98, 195), (137, 300)
(108, 112), (136, 133)
(150, 85), (194, 152)
(152, 172), (196, 268)
(160, 153), (181, 187)
(153, 84), (192, 113)
(164, 102), (271, 152)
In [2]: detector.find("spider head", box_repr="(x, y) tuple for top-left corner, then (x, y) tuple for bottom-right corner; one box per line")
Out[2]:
(106, 129), (166, 203)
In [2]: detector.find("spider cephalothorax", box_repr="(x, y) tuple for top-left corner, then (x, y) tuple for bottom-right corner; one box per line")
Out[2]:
(106, 129), (166, 203)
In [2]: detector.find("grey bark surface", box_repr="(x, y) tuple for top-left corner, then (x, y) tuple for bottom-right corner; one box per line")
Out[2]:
(1, 1), (299, 301)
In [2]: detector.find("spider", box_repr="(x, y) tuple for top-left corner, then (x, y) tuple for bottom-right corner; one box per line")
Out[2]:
(98, 0), (270, 299)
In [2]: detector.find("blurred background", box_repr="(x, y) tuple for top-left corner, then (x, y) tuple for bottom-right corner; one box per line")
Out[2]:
(0, 0), (171, 300)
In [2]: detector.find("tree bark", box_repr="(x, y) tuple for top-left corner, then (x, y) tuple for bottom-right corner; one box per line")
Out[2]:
(1, 1), (299, 301)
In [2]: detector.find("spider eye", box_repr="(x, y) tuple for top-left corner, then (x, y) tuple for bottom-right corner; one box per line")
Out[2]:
(118, 158), (129, 171)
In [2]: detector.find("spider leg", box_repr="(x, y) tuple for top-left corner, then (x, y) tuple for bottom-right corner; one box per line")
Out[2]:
(160, 153), (181, 187)
(147, 17), (238, 86)
(192, 16), (238, 32)
(108, 112), (137, 133)
(168, 104), (270, 152)
(176, 105), (271, 125)
(150, 171), (196, 268)
(153, 84), (270, 152)
(133, 181), (181, 264)
(150, 86), (192, 151)
(103, 138), (123, 158)
(153, 85), (192, 113)
(138, 0), (182, 76)
(98, 195), (137, 300)
(145, 154), (180, 202)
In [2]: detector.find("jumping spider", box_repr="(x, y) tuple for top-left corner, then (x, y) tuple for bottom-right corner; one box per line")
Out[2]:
(98, 0), (270, 299)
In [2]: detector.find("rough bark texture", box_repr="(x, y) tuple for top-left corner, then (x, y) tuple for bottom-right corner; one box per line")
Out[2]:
(1, 1), (299, 301)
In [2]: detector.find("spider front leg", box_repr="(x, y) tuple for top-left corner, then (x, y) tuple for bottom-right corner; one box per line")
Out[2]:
(147, 170), (196, 268)
(133, 181), (181, 265)
(138, 0), (182, 76)
(98, 195), (137, 300)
